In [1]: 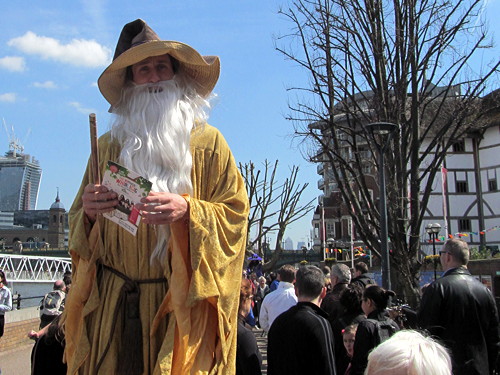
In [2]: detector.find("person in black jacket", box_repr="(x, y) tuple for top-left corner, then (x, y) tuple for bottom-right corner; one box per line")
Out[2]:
(331, 284), (366, 375)
(418, 238), (499, 375)
(350, 262), (376, 288)
(350, 285), (399, 375)
(30, 315), (67, 375)
(253, 276), (270, 327)
(267, 265), (336, 375)
(322, 263), (352, 323)
(236, 278), (262, 375)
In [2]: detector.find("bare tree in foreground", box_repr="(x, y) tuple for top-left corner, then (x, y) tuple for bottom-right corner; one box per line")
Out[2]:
(276, 0), (499, 304)
(239, 160), (315, 272)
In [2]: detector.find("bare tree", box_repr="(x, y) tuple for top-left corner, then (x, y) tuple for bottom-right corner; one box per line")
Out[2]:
(239, 160), (315, 272)
(276, 0), (499, 304)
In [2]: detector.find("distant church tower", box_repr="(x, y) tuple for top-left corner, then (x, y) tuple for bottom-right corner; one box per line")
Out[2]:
(48, 189), (66, 248)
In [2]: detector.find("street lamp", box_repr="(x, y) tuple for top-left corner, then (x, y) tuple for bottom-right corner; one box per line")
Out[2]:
(425, 223), (442, 280)
(366, 122), (399, 290)
(327, 238), (335, 260)
(301, 246), (308, 262)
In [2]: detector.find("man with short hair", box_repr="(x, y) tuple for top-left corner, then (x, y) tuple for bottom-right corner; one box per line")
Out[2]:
(350, 262), (375, 288)
(267, 265), (336, 375)
(259, 264), (297, 332)
(63, 19), (249, 374)
(39, 279), (66, 329)
(321, 263), (351, 322)
(418, 239), (499, 375)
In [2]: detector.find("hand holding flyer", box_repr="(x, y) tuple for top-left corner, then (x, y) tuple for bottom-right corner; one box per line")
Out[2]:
(101, 160), (152, 236)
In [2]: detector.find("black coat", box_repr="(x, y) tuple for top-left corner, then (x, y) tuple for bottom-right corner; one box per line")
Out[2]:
(350, 274), (375, 288)
(350, 310), (399, 375)
(418, 266), (500, 375)
(331, 312), (366, 375)
(236, 316), (262, 375)
(321, 283), (349, 323)
(267, 302), (337, 375)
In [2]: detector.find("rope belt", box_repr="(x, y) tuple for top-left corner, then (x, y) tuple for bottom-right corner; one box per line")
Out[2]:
(95, 263), (167, 375)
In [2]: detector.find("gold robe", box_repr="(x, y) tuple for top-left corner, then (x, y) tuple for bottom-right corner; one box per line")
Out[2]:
(63, 124), (249, 374)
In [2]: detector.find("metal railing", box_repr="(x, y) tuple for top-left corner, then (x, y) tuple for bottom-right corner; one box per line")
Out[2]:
(0, 254), (71, 282)
(11, 293), (45, 310)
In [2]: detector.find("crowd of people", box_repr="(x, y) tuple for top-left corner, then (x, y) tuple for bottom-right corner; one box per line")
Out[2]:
(236, 238), (499, 375)
(0, 237), (493, 375)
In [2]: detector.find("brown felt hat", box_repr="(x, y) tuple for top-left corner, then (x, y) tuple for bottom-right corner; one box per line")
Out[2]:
(98, 19), (220, 107)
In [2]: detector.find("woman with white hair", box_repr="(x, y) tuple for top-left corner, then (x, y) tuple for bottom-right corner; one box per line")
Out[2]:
(253, 275), (270, 327)
(365, 330), (452, 375)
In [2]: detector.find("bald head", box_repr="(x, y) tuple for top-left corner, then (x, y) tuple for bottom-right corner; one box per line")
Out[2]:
(54, 279), (66, 291)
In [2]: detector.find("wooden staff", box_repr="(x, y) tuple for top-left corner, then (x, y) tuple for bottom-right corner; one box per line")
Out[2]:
(89, 113), (100, 184)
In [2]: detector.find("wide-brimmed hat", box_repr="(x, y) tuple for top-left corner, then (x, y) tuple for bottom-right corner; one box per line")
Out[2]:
(98, 19), (220, 107)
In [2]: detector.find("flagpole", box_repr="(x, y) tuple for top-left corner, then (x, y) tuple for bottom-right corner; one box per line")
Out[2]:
(441, 165), (449, 238)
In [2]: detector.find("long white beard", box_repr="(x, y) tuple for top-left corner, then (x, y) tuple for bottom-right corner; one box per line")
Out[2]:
(110, 78), (210, 264)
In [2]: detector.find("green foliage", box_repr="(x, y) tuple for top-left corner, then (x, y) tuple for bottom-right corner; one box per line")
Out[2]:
(470, 246), (492, 260)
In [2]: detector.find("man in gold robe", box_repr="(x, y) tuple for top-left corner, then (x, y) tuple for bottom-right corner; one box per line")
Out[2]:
(63, 19), (249, 375)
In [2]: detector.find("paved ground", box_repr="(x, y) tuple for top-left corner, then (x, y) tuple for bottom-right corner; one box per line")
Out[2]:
(0, 343), (33, 375)
(0, 330), (267, 375)
(254, 327), (268, 374)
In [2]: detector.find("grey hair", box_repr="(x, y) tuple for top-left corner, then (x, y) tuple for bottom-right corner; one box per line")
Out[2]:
(443, 238), (470, 265)
(331, 263), (351, 283)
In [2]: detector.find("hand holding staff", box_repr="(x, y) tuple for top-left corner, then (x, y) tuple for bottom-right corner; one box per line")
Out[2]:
(83, 113), (117, 222)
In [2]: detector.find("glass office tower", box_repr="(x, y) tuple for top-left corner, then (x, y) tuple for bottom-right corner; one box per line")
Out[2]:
(0, 151), (42, 211)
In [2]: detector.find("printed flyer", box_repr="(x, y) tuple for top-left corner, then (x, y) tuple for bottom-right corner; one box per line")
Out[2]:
(101, 160), (152, 236)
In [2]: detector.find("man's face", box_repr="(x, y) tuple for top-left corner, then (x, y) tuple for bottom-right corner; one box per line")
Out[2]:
(439, 247), (450, 269)
(131, 54), (175, 85)
(331, 275), (338, 287)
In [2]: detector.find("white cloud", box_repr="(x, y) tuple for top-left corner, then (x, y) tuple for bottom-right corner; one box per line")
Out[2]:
(0, 93), (17, 103)
(0, 56), (26, 72)
(69, 101), (95, 114)
(33, 81), (57, 89)
(7, 31), (111, 68)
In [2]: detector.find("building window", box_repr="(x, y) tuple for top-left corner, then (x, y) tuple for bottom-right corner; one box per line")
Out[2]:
(456, 181), (468, 193)
(362, 164), (372, 174)
(489, 179), (498, 192)
(452, 140), (465, 152)
(326, 222), (335, 238)
(458, 219), (471, 232)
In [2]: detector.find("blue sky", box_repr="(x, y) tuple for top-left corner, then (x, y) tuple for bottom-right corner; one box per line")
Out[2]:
(1, 1), (499, 248)
(0, 0), (317, 247)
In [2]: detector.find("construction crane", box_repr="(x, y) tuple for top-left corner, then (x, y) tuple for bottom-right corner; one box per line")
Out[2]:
(3, 118), (30, 158)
